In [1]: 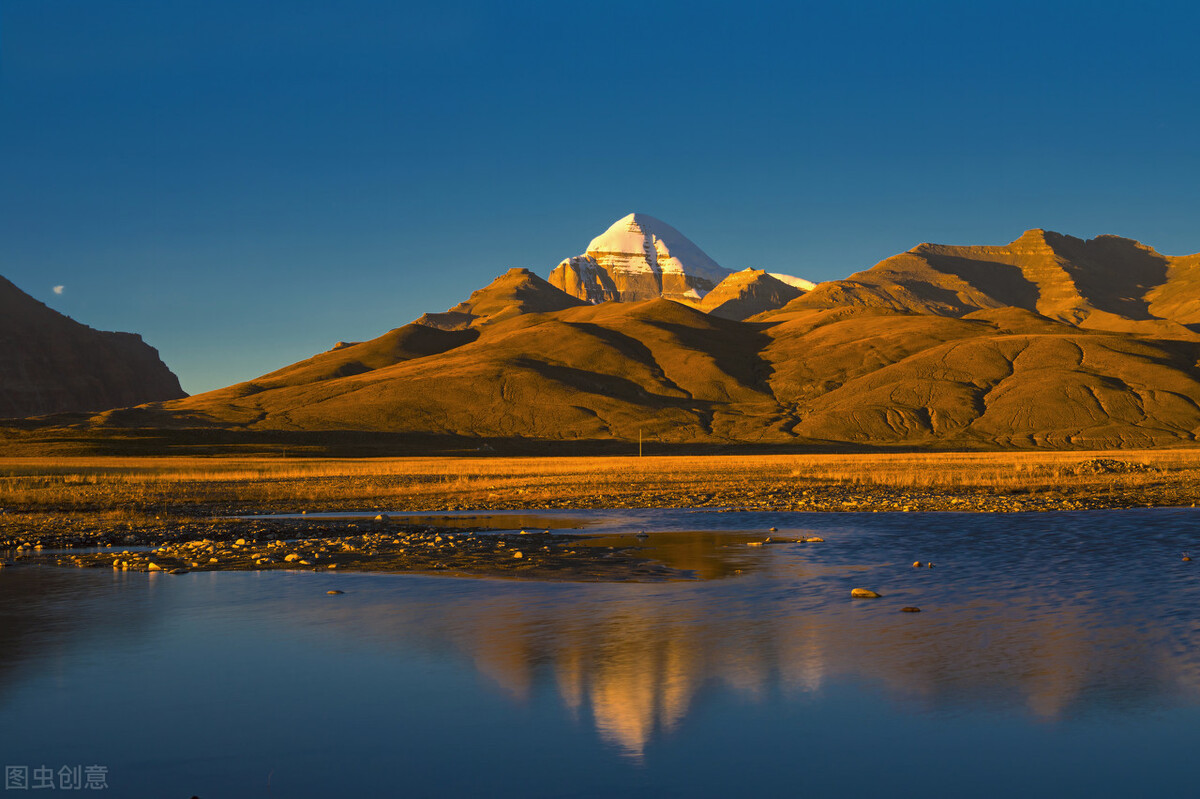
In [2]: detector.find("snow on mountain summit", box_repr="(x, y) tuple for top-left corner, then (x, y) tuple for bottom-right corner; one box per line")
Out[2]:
(549, 213), (733, 303)
(547, 213), (816, 306)
(584, 213), (730, 283)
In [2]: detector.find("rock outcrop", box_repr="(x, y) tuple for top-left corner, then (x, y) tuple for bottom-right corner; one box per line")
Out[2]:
(0, 275), (185, 418)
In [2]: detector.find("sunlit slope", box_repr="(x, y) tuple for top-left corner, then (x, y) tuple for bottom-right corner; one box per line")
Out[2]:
(698, 269), (804, 320)
(101, 299), (1200, 448)
(122, 298), (786, 441)
(85, 230), (1200, 449)
(416, 267), (587, 330)
(764, 307), (1200, 447)
(784, 230), (1200, 340)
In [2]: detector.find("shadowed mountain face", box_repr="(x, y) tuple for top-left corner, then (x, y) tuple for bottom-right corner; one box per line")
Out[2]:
(49, 230), (1200, 450)
(0, 275), (185, 418)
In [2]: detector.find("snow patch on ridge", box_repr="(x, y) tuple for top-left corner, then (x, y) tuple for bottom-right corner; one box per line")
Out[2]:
(768, 272), (817, 291)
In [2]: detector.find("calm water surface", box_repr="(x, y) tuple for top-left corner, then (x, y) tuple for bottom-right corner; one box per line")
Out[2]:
(2, 508), (1199, 798)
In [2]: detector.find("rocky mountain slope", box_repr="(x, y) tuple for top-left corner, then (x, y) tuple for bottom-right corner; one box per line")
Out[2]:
(0, 275), (185, 418)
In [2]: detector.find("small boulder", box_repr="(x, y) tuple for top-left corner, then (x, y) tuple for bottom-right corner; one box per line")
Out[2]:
(851, 588), (882, 598)
(900, 606), (921, 613)
(912, 561), (922, 568)
(513, 551), (524, 559)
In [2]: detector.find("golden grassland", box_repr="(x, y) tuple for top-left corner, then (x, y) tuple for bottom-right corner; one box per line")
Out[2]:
(2, 449), (1199, 514)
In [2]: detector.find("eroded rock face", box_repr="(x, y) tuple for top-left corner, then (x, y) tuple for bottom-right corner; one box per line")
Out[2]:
(0, 275), (185, 418)
(549, 213), (734, 303)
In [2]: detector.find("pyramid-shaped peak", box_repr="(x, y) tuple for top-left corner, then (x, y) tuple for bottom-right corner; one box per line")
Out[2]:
(585, 213), (726, 281)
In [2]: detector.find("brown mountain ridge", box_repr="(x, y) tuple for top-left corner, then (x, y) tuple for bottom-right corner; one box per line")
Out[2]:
(19, 228), (1200, 452)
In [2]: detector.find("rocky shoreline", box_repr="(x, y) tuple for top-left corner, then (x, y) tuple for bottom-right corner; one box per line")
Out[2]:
(2, 467), (1196, 581)
(0, 514), (699, 581)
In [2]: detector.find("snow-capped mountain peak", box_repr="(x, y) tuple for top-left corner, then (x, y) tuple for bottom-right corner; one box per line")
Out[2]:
(549, 213), (732, 303)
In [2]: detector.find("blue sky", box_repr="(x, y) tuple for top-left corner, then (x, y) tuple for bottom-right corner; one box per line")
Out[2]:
(2, 0), (1198, 394)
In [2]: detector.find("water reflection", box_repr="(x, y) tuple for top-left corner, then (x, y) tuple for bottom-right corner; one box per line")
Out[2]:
(2, 509), (1200, 774)
(247, 509), (1200, 759)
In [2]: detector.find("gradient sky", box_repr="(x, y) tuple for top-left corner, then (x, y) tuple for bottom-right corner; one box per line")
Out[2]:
(2, 0), (1198, 394)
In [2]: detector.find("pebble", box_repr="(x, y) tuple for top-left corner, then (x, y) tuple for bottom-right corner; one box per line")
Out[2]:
(900, 606), (922, 613)
(913, 561), (922, 568)
(851, 588), (882, 598)
(513, 551), (523, 559)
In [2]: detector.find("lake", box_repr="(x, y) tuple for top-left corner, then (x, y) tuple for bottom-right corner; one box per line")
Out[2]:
(2, 508), (1198, 797)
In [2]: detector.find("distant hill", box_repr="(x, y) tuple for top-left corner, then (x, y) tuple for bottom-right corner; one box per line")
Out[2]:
(0, 275), (185, 418)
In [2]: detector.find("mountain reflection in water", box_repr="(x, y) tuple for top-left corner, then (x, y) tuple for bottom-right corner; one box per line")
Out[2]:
(2, 508), (1199, 795)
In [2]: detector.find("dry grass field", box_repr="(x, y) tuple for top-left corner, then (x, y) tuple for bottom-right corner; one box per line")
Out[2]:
(2, 450), (1199, 515)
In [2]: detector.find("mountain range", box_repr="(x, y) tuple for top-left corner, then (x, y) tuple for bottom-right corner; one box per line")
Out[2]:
(6, 215), (1200, 451)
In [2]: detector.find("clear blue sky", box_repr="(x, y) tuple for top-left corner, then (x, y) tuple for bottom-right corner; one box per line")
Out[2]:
(2, 0), (1198, 394)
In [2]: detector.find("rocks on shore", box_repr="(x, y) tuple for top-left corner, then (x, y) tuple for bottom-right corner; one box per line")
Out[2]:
(5, 517), (690, 583)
